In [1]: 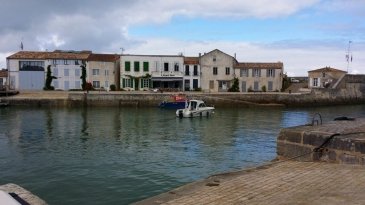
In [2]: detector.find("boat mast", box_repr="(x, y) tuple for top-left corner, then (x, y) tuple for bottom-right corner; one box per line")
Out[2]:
(346, 41), (352, 73)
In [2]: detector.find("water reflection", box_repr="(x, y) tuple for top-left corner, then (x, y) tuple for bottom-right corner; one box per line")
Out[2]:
(0, 105), (365, 205)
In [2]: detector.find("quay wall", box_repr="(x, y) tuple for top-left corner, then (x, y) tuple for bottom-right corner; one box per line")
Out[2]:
(277, 118), (365, 165)
(2, 91), (365, 108)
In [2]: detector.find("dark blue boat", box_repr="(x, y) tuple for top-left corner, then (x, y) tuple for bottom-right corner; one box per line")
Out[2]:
(159, 94), (187, 109)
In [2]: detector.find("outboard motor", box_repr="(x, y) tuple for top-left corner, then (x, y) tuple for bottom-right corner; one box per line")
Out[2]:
(178, 110), (183, 118)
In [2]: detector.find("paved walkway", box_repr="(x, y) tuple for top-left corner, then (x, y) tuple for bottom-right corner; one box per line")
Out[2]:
(136, 161), (365, 205)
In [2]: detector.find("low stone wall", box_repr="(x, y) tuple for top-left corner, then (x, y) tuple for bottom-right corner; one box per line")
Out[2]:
(277, 118), (365, 164)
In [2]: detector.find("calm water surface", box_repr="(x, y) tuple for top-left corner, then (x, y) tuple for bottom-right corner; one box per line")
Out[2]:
(0, 105), (365, 204)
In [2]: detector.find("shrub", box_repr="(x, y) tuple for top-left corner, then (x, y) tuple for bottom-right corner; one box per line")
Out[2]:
(110, 84), (116, 91)
(261, 85), (266, 92)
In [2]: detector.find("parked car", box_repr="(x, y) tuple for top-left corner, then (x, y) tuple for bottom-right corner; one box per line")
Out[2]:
(291, 78), (300, 83)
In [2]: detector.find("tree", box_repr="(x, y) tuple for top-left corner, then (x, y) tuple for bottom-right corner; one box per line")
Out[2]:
(43, 65), (57, 90)
(80, 62), (87, 90)
(228, 77), (240, 92)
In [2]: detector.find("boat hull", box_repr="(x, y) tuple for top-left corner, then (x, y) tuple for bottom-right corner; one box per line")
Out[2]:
(159, 101), (186, 109)
(176, 108), (214, 118)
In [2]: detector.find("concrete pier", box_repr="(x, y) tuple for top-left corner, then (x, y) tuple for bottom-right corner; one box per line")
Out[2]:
(135, 118), (365, 205)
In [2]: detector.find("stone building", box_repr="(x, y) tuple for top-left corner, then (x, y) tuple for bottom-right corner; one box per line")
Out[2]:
(235, 62), (283, 92)
(183, 57), (200, 91)
(308, 67), (347, 89)
(87, 54), (120, 90)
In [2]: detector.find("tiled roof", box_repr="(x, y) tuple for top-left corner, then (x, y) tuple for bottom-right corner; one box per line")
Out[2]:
(184, 57), (199, 64)
(308, 67), (347, 73)
(7, 50), (91, 60)
(0, 70), (7, 77)
(7, 51), (49, 59)
(88, 53), (120, 62)
(234, 62), (283, 69)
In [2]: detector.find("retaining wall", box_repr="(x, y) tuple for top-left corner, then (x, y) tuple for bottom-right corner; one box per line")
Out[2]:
(277, 118), (365, 164)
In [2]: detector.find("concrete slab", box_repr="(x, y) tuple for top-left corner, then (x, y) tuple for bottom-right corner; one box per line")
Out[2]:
(134, 161), (365, 205)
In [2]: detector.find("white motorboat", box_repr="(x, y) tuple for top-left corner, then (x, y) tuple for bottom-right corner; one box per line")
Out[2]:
(176, 100), (214, 118)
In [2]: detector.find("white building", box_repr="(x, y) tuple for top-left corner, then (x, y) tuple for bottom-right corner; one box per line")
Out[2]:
(183, 57), (201, 91)
(120, 54), (184, 91)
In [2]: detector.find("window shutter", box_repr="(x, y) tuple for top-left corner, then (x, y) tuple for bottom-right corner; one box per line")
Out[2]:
(273, 69), (275, 77)
(122, 78), (125, 88)
(266, 69), (269, 77)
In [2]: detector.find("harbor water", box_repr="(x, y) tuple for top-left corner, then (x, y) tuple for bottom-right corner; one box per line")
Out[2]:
(0, 105), (365, 204)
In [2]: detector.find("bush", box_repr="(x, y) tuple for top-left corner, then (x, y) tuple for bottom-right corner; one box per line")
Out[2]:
(194, 87), (202, 92)
(247, 86), (253, 92)
(110, 84), (116, 91)
(261, 85), (266, 92)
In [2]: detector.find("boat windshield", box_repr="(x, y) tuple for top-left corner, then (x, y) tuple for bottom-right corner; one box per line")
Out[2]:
(189, 101), (197, 110)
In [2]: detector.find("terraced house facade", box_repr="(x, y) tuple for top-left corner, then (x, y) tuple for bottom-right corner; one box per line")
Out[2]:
(6, 49), (283, 92)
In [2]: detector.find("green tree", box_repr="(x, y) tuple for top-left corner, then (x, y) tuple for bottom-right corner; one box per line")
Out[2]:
(80, 62), (87, 90)
(43, 65), (57, 90)
(281, 73), (290, 92)
(228, 77), (240, 92)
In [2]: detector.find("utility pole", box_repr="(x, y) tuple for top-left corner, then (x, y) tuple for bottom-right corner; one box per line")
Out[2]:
(345, 41), (352, 73)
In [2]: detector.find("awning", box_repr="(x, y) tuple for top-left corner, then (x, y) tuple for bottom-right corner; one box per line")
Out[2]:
(151, 77), (183, 82)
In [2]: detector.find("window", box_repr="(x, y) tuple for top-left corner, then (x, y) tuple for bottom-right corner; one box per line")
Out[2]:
(213, 56), (216, 62)
(268, 81), (273, 91)
(193, 79), (198, 89)
(141, 78), (150, 88)
(174, 63), (179, 71)
(53, 59), (57, 65)
(253, 69), (261, 77)
(184, 79), (190, 91)
(53, 80), (58, 89)
(105, 70), (109, 76)
(164, 62), (169, 71)
(75, 60), (79, 65)
(105, 81), (109, 88)
(123, 78), (132, 88)
(143, 62), (149, 72)
(267, 69), (275, 77)
(64, 60), (68, 65)
(75, 81), (81, 89)
(185, 65), (190, 76)
(92, 69), (100, 75)
(64, 69), (69, 76)
(125, 61), (131, 72)
(240, 69), (248, 77)
(93, 81), (100, 88)
(213, 67), (218, 75)
(254, 81), (259, 91)
(75, 69), (80, 76)
(134, 61), (140, 72)
(155, 61), (160, 71)
(226, 67), (230, 75)
(19, 61), (45, 71)
(322, 72), (326, 77)
(241, 81), (246, 92)
(64, 81), (69, 90)
(53, 68), (58, 76)
(193, 65), (198, 76)
(209, 80), (214, 89)
(313, 78), (318, 87)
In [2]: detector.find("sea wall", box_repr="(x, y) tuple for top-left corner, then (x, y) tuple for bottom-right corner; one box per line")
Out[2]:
(277, 118), (365, 164)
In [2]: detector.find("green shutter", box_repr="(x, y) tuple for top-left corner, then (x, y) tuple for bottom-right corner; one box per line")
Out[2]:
(143, 62), (149, 72)
(122, 78), (126, 88)
(125, 62), (130, 72)
(134, 61), (140, 72)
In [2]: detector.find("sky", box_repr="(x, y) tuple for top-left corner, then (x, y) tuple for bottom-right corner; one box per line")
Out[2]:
(0, 0), (364, 76)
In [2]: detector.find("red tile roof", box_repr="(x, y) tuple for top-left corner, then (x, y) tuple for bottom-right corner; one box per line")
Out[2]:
(184, 57), (199, 64)
(87, 53), (120, 62)
(7, 50), (91, 60)
(308, 67), (347, 73)
(234, 62), (283, 69)
(0, 70), (7, 78)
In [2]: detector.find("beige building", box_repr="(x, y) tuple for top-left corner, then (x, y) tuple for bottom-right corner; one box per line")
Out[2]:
(0, 70), (7, 89)
(200, 49), (237, 92)
(235, 62), (283, 92)
(200, 49), (283, 92)
(87, 54), (120, 90)
(308, 67), (347, 88)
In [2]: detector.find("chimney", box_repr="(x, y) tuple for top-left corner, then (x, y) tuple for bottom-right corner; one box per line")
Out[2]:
(199, 53), (201, 57)
(234, 53), (236, 59)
